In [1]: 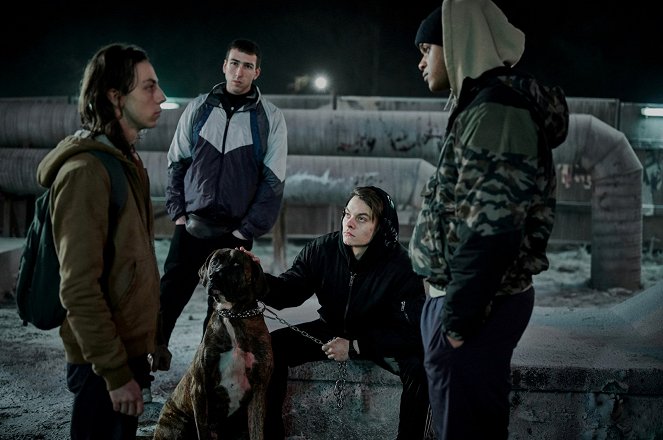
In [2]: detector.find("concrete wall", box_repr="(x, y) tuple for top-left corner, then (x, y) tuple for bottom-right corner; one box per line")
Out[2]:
(283, 359), (663, 439)
(281, 281), (663, 439)
(277, 280), (663, 439)
(0, 238), (23, 302)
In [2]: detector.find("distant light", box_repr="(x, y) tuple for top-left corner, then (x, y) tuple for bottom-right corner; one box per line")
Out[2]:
(313, 75), (329, 91)
(161, 101), (180, 110)
(641, 107), (663, 117)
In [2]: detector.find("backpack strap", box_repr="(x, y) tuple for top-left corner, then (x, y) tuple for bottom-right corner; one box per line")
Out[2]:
(190, 101), (214, 155)
(249, 107), (265, 165)
(89, 150), (128, 223)
(88, 150), (128, 296)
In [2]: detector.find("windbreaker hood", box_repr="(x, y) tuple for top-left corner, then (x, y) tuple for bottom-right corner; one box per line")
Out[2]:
(442, 0), (525, 97)
(456, 66), (570, 151)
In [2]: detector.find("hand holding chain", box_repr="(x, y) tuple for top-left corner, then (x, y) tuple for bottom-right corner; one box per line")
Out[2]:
(262, 302), (348, 409)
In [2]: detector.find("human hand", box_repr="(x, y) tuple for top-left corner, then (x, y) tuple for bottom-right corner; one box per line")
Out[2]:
(148, 344), (172, 372)
(237, 246), (260, 264)
(322, 337), (350, 362)
(109, 379), (144, 416)
(175, 215), (186, 225)
(446, 335), (464, 348)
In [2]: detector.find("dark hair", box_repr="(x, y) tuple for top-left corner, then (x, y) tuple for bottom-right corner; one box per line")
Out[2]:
(349, 186), (384, 223)
(344, 186), (400, 248)
(78, 43), (149, 155)
(226, 39), (262, 68)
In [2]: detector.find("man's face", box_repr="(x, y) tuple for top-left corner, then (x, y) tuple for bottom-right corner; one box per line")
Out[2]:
(418, 43), (450, 93)
(342, 196), (377, 250)
(223, 48), (261, 95)
(121, 60), (166, 131)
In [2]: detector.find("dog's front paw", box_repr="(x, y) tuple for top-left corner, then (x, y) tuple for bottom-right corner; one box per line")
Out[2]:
(149, 344), (173, 372)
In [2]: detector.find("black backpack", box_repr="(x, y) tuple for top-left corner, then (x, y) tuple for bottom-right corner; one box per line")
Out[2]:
(15, 150), (128, 330)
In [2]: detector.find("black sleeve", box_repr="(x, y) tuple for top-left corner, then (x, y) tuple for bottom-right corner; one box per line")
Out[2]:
(262, 244), (318, 310)
(165, 158), (191, 221)
(443, 227), (522, 340)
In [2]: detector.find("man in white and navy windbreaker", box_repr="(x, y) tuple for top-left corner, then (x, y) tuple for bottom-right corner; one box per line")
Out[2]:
(150, 39), (287, 372)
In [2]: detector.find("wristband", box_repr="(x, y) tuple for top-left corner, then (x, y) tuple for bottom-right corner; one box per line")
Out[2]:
(349, 339), (360, 356)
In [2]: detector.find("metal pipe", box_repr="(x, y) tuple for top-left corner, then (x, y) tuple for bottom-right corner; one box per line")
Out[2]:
(0, 149), (433, 209)
(555, 114), (643, 290)
(282, 155), (435, 208)
(0, 102), (445, 164)
(0, 104), (644, 290)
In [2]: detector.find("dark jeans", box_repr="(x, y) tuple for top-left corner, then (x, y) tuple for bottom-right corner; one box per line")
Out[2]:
(66, 356), (151, 440)
(264, 319), (431, 440)
(159, 224), (252, 344)
(421, 288), (535, 440)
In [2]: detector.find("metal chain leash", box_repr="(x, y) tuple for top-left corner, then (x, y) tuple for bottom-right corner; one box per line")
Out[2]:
(333, 360), (348, 409)
(261, 302), (348, 408)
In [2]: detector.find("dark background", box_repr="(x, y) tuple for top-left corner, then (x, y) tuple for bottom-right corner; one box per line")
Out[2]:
(1, 0), (661, 103)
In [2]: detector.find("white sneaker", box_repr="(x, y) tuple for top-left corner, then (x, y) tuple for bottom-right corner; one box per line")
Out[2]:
(141, 387), (152, 403)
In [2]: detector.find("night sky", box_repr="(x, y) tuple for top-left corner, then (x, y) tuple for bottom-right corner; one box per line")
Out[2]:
(2, 0), (661, 103)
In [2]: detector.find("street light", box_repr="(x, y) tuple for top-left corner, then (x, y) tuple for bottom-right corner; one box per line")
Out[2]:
(313, 74), (336, 109)
(313, 75), (329, 92)
(290, 73), (337, 109)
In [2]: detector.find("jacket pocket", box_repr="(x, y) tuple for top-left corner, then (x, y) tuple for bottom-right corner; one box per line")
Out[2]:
(111, 255), (159, 340)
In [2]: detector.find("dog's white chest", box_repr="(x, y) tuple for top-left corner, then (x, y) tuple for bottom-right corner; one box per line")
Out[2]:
(217, 319), (256, 415)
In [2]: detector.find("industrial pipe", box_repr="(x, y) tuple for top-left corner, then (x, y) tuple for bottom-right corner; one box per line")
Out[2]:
(0, 105), (643, 291)
(554, 114), (642, 291)
(0, 102), (445, 164)
(0, 149), (433, 210)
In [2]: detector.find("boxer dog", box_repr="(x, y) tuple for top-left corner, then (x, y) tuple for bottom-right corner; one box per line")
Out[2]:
(153, 248), (273, 440)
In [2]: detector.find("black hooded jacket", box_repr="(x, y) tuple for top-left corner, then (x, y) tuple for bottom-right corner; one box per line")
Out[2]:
(263, 188), (425, 365)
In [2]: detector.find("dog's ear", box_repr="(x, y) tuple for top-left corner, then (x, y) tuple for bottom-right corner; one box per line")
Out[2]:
(251, 259), (270, 299)
(199, 250), (218, 287)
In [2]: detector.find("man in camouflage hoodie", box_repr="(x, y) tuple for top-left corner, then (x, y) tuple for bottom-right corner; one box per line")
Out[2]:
(411, 1), (569, 439)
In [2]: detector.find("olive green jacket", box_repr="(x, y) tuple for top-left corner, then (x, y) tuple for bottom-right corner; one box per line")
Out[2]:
(37, 130), (160, 391)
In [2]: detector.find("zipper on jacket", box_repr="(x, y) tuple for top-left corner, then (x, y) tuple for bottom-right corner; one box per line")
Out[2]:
(401, 300), (410, 323)
(221, 116), (231, 156)
(343, 272), (356, 334)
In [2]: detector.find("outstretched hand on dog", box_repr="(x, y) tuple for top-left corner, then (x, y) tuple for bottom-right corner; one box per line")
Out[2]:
(237, 246), (351, 363)
(237, 246), (260, 264)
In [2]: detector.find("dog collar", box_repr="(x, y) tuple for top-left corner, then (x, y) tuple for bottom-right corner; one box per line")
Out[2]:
(217, 303), (265, 319)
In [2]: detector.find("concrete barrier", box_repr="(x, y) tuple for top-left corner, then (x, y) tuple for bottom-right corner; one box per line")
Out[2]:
(0, 238), (24, 300)
(279, 282), (663, 439)
(284, 361), (402, 439)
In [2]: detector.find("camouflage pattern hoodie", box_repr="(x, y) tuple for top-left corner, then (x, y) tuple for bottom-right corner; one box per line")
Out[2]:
(409, 0), (569, 340)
